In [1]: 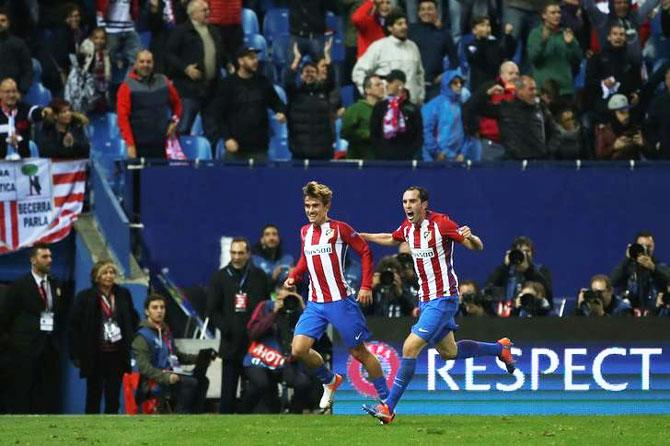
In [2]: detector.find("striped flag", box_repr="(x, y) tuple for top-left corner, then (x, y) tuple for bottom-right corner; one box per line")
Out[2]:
(0, 159), (88, 255)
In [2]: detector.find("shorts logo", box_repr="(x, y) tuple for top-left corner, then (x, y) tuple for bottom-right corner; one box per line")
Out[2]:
(347, 341), (400, 398)
(418, 328), (429, 333)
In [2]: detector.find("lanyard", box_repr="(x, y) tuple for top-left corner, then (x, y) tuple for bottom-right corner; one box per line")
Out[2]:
(99, 292), (116, 319)
(234, 264), (250, 293)
(157, 326), (174, 355)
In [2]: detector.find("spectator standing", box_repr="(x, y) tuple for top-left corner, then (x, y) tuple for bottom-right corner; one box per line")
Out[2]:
(207, 238), (270, 413)
(165, 0), (223, 140)
(214, 46), (287, 160)
(95, 0), (141, 72)
(0, 78), (51, 159)
(0, 9), (33, 95)
(527, 2), (582, 97)
(342, 73), (385, 159)
(369, 69), (424, 159)
(207, 0), (243, 68)
(251, 224), (295, 284)
(352, 0), (392, 59)
(0, 244), (65, 413)
(281, 0), (340, 61)
(408, 0), (458, 100)
(465, 17), (516, 92)
(37, 98), (91, 159)
(353, 9), (426, 104)
(145, 0), (189, 75)
(117, 50), (182, 159)
(644, 65), (670, 158)
(68, 260), (139, 414)
(50, 3), (88, 98)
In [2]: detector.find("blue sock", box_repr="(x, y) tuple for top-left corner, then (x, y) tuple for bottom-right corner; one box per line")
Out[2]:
(455, 340), (502, 359)
(313, 365), (335, 385)
(385, 358), (416, 412)
(372, 376), (389, 400)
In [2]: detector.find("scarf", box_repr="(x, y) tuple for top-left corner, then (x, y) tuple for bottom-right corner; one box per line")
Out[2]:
(382, 96), (407, 139)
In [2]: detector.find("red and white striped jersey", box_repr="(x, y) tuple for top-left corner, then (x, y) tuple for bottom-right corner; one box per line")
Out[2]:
(392, 211), (465, 302)
(290, 219), (373, 303)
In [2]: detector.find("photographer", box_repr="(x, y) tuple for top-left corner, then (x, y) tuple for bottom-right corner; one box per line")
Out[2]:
(366, 257), (417, 318)
(513, 281), (555, 318)
(485, 236), (554, 316)
(240, 286), (317, 413)
(458, 281), (497, 317)
(655, 285), (670, 317)
(610, 231), (670, 315)
(575, 275), (632, 317)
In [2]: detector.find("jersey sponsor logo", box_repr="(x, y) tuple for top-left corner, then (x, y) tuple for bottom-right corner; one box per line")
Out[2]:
(347, 341), (400, 398)
(412, 248), (435, 259)
(304, 244), (333, 256)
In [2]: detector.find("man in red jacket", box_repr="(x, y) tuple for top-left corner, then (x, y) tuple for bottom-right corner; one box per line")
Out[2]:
(352, 0), (393, 58)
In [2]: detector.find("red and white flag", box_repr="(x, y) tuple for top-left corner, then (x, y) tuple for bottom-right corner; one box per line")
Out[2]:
(0, 159), (87, 254)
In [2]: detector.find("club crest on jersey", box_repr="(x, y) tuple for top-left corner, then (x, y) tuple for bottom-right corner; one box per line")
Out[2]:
(422, 231), (432, 242)
(325, 228), (334, 239)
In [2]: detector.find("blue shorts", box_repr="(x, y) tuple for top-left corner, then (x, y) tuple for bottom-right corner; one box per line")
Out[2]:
(294, 296), (371, 349)
(411, 296), (460, 346)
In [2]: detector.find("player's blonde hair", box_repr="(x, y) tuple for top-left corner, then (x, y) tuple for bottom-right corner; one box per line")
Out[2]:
(302, 181), (332, 206)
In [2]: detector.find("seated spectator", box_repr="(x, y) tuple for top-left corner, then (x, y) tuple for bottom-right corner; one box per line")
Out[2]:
(65, 27), (112, 113)
(95, 0), (141, 72)
(68, 260), (139, 414)
(408, 0), (458, 100)
(286, 46), (336, 160)
(251, 224), (295, 284)
(610, 231), (670, 315)
(117, 50), (182, 159)
(548, 104), (588, 159)
(462, 61), (519, 161)
(342, 74), (385, 159)
(214, 46), (287, 160)
(583, 0), (662, 65)
(595, 94), (647, 160)
(353, 9), (426, 105)
(0, 78), (52, 159)
(37, 98), (91, 159)
(575, 274), (633, 317)
(422, 69), (481, 161)
(370, 70), (423, 160)
(352, 0), (393, 59)
(585, 23), (642, 125)
(527, 2), (582, 98)
(458, 280), (497, 317)
(165, 0), (224, 141)
(465, 17), (516, 92)
(644, 65), (670, 159)
(485, 235), (554, 315)
(513, 281), (555, 317)
(0, 9), (32, 95)
(241, 286), (316, 413)
(365, 256), (416, 318)
(132, 293), (211, 414)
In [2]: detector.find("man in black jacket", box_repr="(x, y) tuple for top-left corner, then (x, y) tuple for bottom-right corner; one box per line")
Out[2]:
(214, 46), (287, 160)
(207, 237), (270, 413)
(0, 244), (66, 413)
(165, 0), (223, 140)
(0, 9), (32, 95)
(278, 0), (340, 61)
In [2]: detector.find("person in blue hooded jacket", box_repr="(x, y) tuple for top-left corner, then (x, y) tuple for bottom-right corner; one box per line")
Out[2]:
(421, 70), (482, 161)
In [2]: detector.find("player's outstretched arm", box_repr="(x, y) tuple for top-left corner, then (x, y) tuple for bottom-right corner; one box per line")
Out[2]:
(359, 232), (400, 246)
(458, 226), (484, 251)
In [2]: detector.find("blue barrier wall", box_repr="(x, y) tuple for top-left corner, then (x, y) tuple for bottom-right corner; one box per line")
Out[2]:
(139, 162), (669, 297)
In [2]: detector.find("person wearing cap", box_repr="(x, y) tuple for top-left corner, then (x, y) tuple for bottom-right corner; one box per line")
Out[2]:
(117, 50), (183, 159)
(165, 0), (224, 142)
(352, 9), (426, 104)
(594, 93), (647, 159)
(212, 46), (287, 161)
(369, 69), (424, 159)
(422, 69), (481, 162)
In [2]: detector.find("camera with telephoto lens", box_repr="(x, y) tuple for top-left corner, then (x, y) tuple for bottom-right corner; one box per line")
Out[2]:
(628, 243), (647, 259)
(281, 293), (302, 313)
(509, 249), (526, 266)
(583, 290), (604, 305)
(519, 292), (543, 314)
(396, 253), (413, 269)
(380, 269), (395, 287)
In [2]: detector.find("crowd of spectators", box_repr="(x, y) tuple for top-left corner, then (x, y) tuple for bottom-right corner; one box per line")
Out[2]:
(1, 0), (669, 161)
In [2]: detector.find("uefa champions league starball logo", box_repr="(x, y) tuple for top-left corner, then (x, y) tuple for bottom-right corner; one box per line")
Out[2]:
(347, 341), (400, 397)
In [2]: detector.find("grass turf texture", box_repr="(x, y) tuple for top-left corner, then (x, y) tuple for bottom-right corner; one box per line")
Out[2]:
(1, 415), (668, 445)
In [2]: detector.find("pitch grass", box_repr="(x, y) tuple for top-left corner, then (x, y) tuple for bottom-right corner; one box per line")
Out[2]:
(1, 415), (668, 446)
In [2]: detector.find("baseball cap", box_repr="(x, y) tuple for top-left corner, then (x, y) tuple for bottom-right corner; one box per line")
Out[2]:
(384, 69), (406, 84)
(236, 46), (261, 59)
(607, 94), (630, 111)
